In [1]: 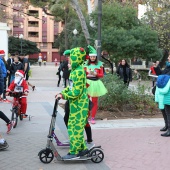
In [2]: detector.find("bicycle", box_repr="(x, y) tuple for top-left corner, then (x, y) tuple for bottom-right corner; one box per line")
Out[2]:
(8, 92), (24, 128)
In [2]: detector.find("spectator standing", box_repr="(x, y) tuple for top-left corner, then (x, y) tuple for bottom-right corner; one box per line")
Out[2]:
(153, 55), (170, 133)
(54, 58), (58, 66)
(161, 56), (170, 75)
(116, 59), (132, 86)
(1, 52), (10, 102)
(38, 53), (42, 66)
(61, 50), (71, 88)
(10, 56), (24, 83)
(0, 50), (7, 102)
(155, 75), (170, 137)
(43, 55), (47, 66)
(6, 53), (14, 87)
(20, 54), (35, 91)
(56, 61), (63, 87)
(149, 61), (161, 87)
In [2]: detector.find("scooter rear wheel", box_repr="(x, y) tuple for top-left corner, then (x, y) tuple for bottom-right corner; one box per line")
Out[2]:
(39, 148), (54, 164)
(90, 149), (104, 163)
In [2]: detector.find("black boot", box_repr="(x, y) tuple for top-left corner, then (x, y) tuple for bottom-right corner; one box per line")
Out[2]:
(160, 109), (168, 131)
(161, 129), (170, 137)
(161, 106), (170, 137)
(160, 126), (168, 131)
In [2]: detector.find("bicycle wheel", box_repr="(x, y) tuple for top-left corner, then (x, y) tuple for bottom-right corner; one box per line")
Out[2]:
(11, 108), (18, 128)
(19, 114), (23, 121)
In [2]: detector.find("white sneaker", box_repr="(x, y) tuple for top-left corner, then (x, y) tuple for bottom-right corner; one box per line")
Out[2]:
(86, 142), (95, 150)
(62, 140), (70, 144)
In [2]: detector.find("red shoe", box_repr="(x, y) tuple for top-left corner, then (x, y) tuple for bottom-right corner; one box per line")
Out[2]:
(3, 99), (11, 103)
(6, 122), (13, 134)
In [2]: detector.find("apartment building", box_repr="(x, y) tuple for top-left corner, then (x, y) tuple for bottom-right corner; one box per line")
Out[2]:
(3, 0), (63, 62)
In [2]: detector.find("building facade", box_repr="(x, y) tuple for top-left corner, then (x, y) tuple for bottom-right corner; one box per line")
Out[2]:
(2, 0), (63, 62)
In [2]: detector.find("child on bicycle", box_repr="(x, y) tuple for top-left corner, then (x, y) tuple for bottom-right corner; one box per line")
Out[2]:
(6, 70), (29, 118)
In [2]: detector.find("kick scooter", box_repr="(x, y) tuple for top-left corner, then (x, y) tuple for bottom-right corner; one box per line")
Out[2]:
(38, 99), (104, 163)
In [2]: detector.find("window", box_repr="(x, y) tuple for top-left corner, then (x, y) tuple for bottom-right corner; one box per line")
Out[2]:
(28, 32), (39, 37)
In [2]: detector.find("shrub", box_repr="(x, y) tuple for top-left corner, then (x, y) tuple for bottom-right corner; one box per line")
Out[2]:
(99, 74), (158, 114)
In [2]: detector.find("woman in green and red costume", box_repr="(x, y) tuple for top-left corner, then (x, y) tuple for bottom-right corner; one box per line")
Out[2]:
(84, 45), (107, 124)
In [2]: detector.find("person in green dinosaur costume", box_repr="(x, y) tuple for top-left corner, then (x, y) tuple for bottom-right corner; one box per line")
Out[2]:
(56, 47), (89, 160)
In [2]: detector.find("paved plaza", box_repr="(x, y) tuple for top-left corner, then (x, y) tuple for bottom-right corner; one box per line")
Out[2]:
(0, 63), (169, 170)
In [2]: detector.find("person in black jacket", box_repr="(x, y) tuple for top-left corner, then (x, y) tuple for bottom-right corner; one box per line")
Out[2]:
(61, 57), (70, 88)
(116, 59), (132, 86)
(10, 56), (24, 83)
(56, 61), (63, 87)
(6, 53), (14, 87)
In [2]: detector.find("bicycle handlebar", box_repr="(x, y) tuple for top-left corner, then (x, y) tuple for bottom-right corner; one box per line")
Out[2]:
(8, 92), (23, 98)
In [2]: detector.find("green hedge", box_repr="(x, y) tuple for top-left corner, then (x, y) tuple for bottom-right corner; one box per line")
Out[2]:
(99, 74), (158, 114)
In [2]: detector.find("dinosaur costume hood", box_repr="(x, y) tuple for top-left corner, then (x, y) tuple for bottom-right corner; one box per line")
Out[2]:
(70, 47), (86, 70)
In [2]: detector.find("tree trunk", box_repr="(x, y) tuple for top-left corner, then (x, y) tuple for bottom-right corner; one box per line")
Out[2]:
(71, 0), (90, 45)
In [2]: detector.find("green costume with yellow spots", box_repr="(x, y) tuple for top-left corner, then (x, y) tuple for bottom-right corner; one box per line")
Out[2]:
(61, 47), (89, 155)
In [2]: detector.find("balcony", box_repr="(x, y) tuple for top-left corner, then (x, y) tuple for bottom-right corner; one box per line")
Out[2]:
(28, 21), (39, 27)
(28, 32), (39, 40)
(28, 10), (39, 18)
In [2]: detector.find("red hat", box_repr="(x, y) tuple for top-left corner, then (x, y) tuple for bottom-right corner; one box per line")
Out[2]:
(0, 50), (5, 55)
(15, 70), (25, 78)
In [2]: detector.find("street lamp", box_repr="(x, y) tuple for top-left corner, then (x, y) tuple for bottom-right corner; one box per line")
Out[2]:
(73, 29), (78, 47)
(19, 34), (23, 54)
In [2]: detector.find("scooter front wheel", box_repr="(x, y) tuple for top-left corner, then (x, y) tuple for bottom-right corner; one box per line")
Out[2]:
(39, 148), (54, 164)
(90, 149), (104, 163)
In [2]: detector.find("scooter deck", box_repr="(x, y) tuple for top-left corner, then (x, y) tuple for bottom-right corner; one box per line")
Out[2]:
(63, 156), (92, 161)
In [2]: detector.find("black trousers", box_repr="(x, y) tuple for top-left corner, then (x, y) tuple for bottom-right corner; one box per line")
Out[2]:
(7, 74), (11, 87)
(3, 77), (7, 99)
(0, 111), (10, 124)
(164, 105), (170, 130)
(161, 109), (167, 127)
(57, 74), (61, 86)
(64, 78), (69, 88)
(64, 100), (93, 142)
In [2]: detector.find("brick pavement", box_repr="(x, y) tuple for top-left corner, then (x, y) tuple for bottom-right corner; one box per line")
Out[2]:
(0, 64), (168, 170)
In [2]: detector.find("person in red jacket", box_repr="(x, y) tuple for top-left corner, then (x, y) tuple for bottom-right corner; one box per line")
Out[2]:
(84, 45), (107, 124)
(149, 61), (158, 87)
(6, 70), (29, 118)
